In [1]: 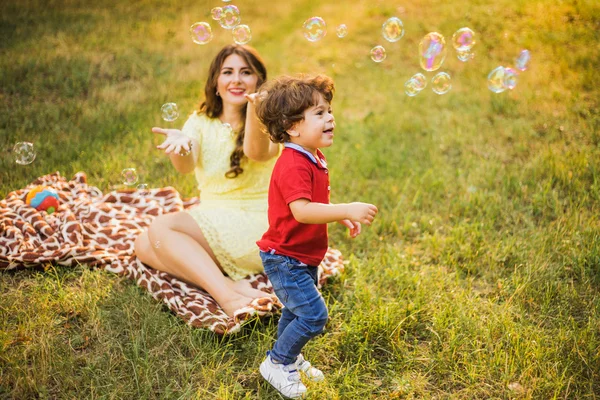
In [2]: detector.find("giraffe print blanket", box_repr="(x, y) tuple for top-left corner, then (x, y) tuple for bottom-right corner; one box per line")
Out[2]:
(0, 172), (345, 334)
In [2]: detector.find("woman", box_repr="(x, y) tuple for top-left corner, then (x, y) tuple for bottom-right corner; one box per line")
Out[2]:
(134, 45), (280, 317)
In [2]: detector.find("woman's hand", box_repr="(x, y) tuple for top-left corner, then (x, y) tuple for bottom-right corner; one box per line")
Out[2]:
(153, 127), (192, 156)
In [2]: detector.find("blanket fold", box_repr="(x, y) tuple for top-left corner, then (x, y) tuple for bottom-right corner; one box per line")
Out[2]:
(0, 172), (345, 334)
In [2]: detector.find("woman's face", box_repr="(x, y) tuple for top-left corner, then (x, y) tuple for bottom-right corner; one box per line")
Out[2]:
(216, 53), (259, 108)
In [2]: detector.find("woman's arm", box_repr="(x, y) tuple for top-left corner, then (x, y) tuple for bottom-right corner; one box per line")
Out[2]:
(153, 127), (199, 174)
(167, 140), (198, 174)
(243, 94), (280, 161)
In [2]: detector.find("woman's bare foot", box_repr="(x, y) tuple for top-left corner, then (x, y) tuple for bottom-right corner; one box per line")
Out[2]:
(220, 294), (255, 317)
(229, 279), (277, 302)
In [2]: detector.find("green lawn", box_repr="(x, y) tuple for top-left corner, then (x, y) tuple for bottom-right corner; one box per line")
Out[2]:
(1, 0), (599, 398)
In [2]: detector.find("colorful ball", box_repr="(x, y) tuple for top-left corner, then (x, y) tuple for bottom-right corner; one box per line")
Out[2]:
(36, 196), (59, 214)
(25, 185), (44, 205)
(26, 186), (60, 214)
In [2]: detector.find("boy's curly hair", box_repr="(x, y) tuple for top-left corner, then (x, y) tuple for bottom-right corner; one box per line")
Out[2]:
(255, 75), (335, 143)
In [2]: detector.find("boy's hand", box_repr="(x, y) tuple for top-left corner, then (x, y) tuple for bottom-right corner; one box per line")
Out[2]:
(338, 219), (361, 238)
(244, 91), (267, 105)
(345, 202), (378, 225)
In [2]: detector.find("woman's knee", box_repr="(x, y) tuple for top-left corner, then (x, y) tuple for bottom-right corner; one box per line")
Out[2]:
(147, 213), (179, 241)
(137, 214), (178, 263)
(144, 212), (218, 264)
(149, 212), (201, 237)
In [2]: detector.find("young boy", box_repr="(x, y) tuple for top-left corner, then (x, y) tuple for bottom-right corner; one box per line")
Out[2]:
(255, 75), (378, 399)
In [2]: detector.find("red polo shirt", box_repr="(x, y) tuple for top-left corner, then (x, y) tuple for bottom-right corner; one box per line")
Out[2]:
(257, 143), (330, 266)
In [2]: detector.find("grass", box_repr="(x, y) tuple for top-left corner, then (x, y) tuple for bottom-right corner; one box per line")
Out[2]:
(1, 0), (599, 398)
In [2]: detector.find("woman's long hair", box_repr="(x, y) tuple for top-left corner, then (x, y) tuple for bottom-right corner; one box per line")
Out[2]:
(199, 45), (267, 178)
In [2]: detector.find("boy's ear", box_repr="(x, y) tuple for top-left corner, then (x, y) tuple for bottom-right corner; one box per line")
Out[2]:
(287, 122), (300, 137)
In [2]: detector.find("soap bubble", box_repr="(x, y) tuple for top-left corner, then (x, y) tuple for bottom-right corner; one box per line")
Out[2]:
(336, 24), (348, 38)
(211, 7), (222, 20)
(303, 17), (326, 42)
(121, 168), (138, 186)
(487, 66), (506, 93)
(419, 32), (447, 71)
(13, 142), (36, 165)
(452, 27), (476, 51)
(457, 50), (475, 62)
(161, 103), (179, 122)
(370, 45), (386, 62)
(382, 17), (404, 42)
(411, 73), (427, 90)
(137, 183), (149, 196)
(431, 72), (452, 95)
(503, 67), (518, 90)
(232, 24), (252, 44)
(219, 5), (241, 29)
(189, 22), (213, 45)
(515, 49), (531, 71)
(404, 79), (420, 97)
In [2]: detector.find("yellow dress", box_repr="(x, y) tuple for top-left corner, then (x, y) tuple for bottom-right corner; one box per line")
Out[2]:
(181, 112), (278, 280)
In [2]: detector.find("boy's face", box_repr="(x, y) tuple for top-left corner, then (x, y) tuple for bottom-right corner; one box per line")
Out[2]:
(288, 93), (335, 154)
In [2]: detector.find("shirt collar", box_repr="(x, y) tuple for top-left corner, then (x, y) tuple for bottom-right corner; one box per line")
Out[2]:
(284, 142), (327, 168)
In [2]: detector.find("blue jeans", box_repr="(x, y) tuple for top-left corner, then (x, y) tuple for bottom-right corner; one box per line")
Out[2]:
(260, 251), (329, 365)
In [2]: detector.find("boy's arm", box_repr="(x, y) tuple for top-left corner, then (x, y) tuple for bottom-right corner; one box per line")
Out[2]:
(289, 199), (378, 225)
(243, 94), (280, 161)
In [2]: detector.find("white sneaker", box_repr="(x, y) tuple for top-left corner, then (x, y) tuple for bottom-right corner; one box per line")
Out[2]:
(295, 353), (325, 382)
(260, 352), (307, 399)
